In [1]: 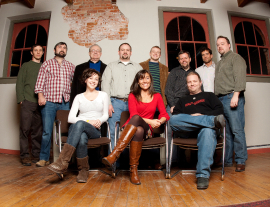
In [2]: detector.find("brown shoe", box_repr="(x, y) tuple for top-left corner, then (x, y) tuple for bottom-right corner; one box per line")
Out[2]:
(235, 164), (245, 172)
(76, 156), (89, 183)
(102, 124), (137, 168)
(21, 157), (31, 166)
(47, 143), (75, 173)
(129, 141), (143, 185)
(36, 160), (50, 167)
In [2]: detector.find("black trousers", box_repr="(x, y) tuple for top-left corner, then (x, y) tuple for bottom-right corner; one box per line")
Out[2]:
(20, 100), (42, 159)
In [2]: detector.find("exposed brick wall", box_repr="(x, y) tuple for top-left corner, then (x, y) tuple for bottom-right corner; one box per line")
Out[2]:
(62, 0), (129, 48)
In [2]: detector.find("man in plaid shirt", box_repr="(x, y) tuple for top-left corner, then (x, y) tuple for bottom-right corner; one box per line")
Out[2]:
(35, 42), (75, 167)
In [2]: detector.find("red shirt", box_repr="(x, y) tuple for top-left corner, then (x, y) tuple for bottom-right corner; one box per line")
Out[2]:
(124, 93), (170, 132)
(35, 58), (75, 103)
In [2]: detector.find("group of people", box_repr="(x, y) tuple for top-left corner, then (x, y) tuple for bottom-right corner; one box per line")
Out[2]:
(16, 35), (247, 190)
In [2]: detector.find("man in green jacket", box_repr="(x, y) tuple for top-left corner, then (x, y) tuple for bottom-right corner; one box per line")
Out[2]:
(16, 44), (44, 166)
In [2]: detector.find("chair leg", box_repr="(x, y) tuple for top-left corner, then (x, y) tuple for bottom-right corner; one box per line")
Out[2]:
(221, 126), (226, 181)
(166, 136), (174, 179)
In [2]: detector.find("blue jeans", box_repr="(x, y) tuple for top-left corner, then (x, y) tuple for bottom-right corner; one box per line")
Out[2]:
(218, 93), (247, 165)
(40, 99), (69, 161)
(170, 114), (217, 178)
(108, 98), (128, 149)
(67, 121), (101, 158)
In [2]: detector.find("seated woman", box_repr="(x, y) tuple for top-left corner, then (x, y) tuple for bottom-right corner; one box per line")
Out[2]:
(102, 69), (170, 185)
(47, 68), (109, 183)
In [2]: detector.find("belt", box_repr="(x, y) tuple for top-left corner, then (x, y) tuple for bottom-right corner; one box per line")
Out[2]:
(112, 97), (128, 102)
(217, 94), (227, 98)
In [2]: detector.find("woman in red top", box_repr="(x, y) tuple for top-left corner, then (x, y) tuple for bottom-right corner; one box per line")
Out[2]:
(103, 70), (170, 185)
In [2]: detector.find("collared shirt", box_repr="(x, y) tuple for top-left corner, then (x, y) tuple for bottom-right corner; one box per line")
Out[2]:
(35, 58), (75, 103)
(195, 62), (215, 93)
(214, 50), (246, 96)
(101, 60), (142, 105)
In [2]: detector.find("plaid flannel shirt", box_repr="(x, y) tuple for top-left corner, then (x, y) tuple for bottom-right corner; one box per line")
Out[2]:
(35, 58), (75, 103)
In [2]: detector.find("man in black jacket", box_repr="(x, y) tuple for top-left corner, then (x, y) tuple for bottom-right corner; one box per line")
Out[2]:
(70, 44), (106, 107)
(169, 71), (225, 190)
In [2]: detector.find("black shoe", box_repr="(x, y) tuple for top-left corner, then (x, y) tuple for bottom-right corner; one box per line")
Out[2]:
(214, 115), (225, 129)
(21, 157), (31, 166)
(197, 177), (209, 190)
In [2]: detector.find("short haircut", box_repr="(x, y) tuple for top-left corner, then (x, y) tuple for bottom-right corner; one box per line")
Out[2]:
(31, 44), (43, 52)
(150, 46), (161, 53)
(200, 47), (212, 55)
(217, 36), (230, 44)
(118, 43), (132, 51)
(80, 68), (101, 88)
(186, 71), (202, 82)
(178, 50), (191, 58)
(54, 42), (67, 50)
(89, 44), (102, 52)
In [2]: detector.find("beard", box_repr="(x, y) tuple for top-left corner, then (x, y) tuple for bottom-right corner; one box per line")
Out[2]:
(121, 54), (129, 60)
(55, 51), (66, 58)
(181, 63), (190, 70)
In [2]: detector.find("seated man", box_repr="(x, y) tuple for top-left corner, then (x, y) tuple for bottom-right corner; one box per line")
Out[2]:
(169, 71), (225, 190)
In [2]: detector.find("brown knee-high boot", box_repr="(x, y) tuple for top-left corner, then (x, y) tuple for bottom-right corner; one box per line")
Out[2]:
(129, 141), (143, 185)
(47, 143), (76, 174)
(76, 156), (89, 183)
(102, 124), (137, 168)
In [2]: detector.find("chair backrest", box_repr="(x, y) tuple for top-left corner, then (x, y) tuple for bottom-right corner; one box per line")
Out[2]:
(56, 110), (70, 134)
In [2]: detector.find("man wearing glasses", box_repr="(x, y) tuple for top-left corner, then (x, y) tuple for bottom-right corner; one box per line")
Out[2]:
(70, 44), (107, 106)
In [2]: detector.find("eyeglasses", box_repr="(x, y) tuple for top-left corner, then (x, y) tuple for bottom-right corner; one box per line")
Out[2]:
(90, 50), (101, 53)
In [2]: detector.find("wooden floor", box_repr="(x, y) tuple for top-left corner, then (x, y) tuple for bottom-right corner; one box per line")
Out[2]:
(0, 153), (270, 207)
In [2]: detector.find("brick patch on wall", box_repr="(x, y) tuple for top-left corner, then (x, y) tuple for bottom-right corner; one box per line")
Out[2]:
(62, 0), (129, 48)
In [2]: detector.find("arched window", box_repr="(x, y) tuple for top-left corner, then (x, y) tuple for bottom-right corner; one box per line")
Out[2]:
(7, 19), (49, 77)
(232, 16), (270, 76)
(164, 12), (210, 71)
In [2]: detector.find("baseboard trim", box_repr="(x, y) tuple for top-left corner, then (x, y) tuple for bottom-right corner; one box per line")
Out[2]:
(0, 148), (20, 155)
(247, 147), (270, 154)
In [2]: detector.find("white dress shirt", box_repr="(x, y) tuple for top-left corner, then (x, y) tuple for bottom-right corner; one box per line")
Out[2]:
(196, 62), (215, 93)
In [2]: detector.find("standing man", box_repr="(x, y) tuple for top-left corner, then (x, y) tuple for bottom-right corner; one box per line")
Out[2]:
(70, 44), (106, 106)
(195, 47), (215, 93)
(140, 46), (168, 105)
(215, 36), (247, 172)
(16, 44), (44, 166)
(170, 72), (224, 189)
(101, 43), (142, 149)
(165, 50), (194, 162)
(35, 42), (75, 167)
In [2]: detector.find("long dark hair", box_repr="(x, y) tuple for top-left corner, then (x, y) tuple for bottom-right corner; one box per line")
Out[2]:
(130, 69), (156, 101)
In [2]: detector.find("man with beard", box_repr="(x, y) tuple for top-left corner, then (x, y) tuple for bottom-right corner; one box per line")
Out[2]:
(195, 47), (215, 93)
(35, 42), (75, 167)
(101, 43), (142, 149)
(70, 44), (107, 107)
(16, 44), (44, 166)
(165, 50), (194, 163)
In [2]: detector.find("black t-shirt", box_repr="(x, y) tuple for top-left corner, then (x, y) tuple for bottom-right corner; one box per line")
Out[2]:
(173, 92), (224, 116)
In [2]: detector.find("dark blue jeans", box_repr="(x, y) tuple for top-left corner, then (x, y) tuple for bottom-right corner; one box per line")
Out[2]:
(40, 99), (69, 161)
(67, 121), (101, 158)
(218, 92), (247, 165)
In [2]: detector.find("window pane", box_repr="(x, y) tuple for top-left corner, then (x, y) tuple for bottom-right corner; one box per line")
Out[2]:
(166, 18), (178, 41)
(10, 51), (21, 77)
(249, 47), (261, 74)
(195, 43), (208, 69)
(179, 16), (192, 41)
(234, 23), (245, 44)
(260, 48), (269, 75)
(25, 24), (37, 48)
(192, 19), (206, 41)
(167, 43), (180, 71)
(237, 46), (250, 74)
(36, 25), (48, 46)
(22, 50), (32, 65)
(243, 21), (256, 45)
(182, 43), (195, 69)
(255, 25), (265, 46)
(14, 28), (26, 49)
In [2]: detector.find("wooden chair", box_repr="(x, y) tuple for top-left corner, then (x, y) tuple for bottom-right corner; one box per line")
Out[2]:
(112, 111), (168, 175)
(53, 110), (115, 177)
(166, 124), (226, 180)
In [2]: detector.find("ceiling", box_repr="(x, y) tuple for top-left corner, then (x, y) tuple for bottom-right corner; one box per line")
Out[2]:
(0, 0), (269, 9)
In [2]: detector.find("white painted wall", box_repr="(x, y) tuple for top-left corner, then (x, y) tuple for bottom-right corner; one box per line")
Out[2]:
(0, 0), (269, 151)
